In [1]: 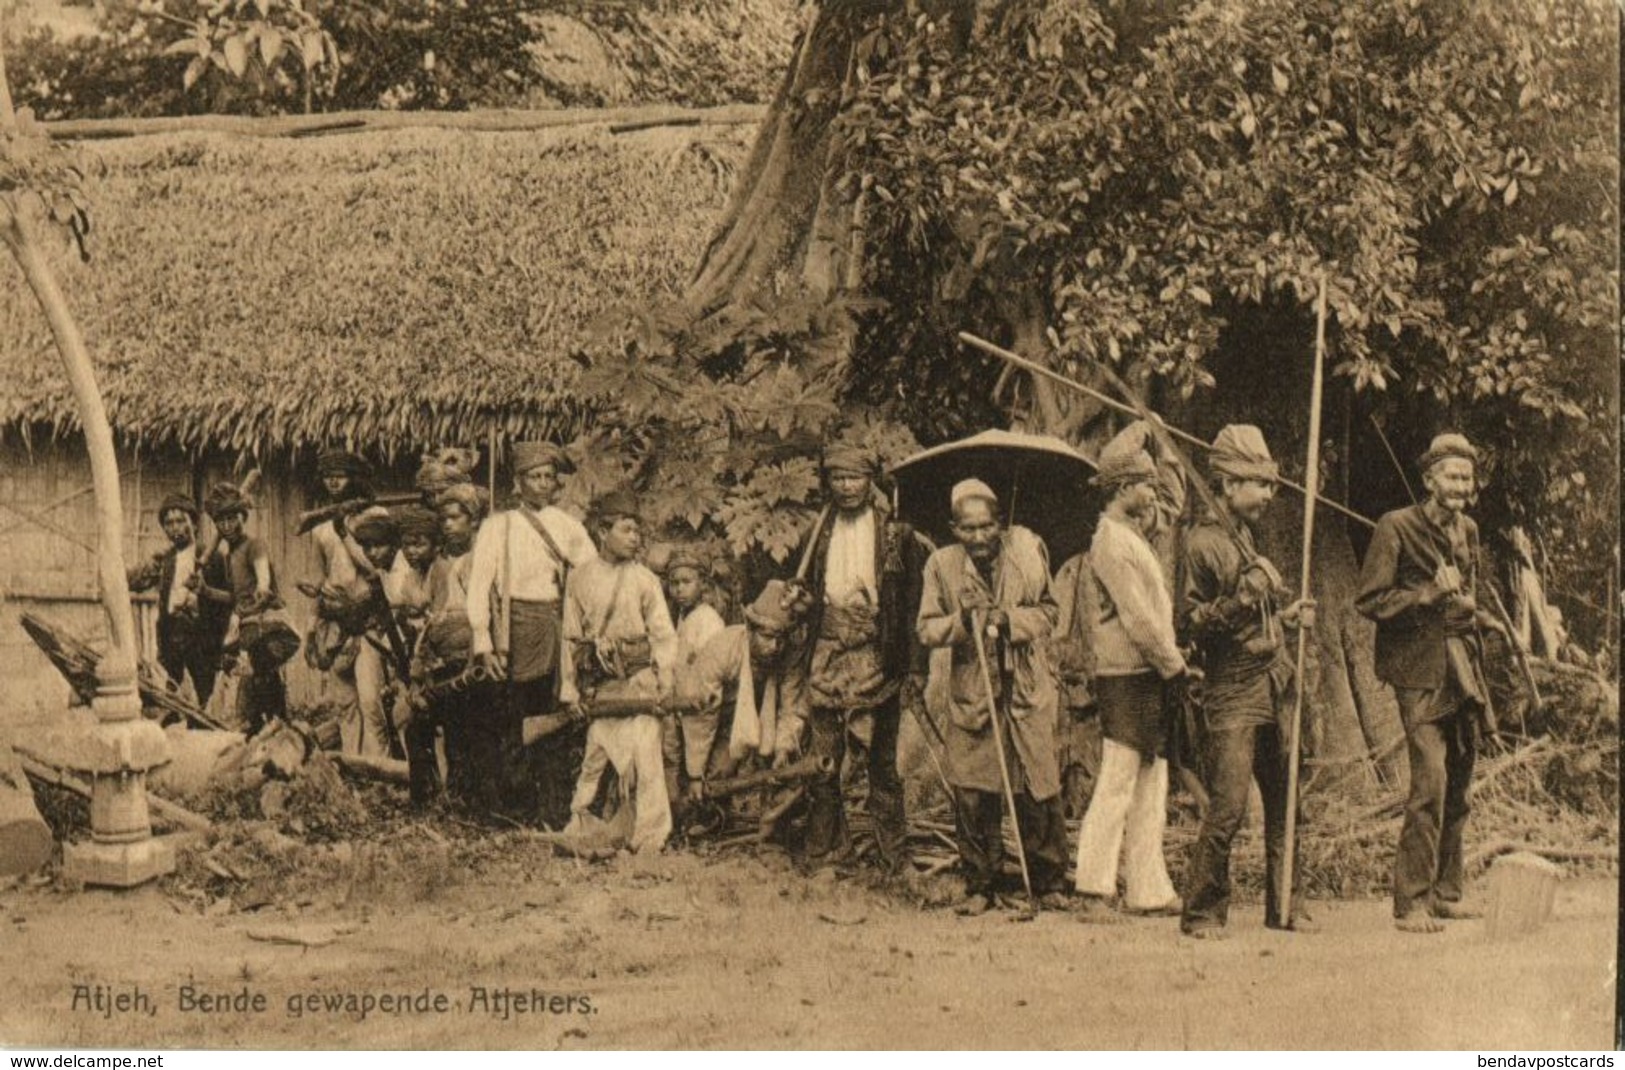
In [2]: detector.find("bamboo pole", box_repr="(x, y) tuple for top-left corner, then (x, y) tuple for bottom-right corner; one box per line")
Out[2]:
(1280, 276), (1330, 924)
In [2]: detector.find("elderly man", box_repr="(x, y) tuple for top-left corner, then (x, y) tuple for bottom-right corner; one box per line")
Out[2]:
(561, 490), (678, 853)
(465, 440), (597, 824)
(917, 479), (1067, 915)
(788, 439), (933, 873)
(128, 493), (230, 709)
(1179, 426), (1317, 939)
(1358, 433), (1505, 933)
(1071, 433), (1187, 921)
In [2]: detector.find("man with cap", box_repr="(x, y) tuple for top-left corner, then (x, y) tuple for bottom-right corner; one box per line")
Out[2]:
(917, 479), (1067, 914)
(409, 482), (490, 808)
(785, 438), (933, 874)
(465, 441), (597, 823)
(416, 447), (479, 508)
(560, 489), (678, 853)
(196, 483), (297, 734)
(1071, 430), (1188, 921)
(1358, 433), (1505, 933)
(1179, 425), (1318, 939)
(128, 492), (231, 709)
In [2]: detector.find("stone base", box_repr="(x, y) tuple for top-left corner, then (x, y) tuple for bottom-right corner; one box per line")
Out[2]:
(63, 835), (175, 888)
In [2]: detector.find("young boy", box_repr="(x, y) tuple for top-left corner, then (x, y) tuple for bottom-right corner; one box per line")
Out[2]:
(560, 491), (678, 853)
(663, 546), (727, 814)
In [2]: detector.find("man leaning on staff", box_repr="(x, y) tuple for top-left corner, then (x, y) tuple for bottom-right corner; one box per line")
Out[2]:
(1357, 432), (1507, 934)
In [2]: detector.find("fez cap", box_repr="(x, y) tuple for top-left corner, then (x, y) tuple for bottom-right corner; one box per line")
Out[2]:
(950, 478), (998, 512)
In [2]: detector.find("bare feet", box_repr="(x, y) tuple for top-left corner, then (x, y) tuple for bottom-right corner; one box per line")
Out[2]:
(1076, 896), (1127, 924)
(1395, 912), (1445, 934)
(1125, 897), (1183, 918)
(1430, 901), (1483, 920)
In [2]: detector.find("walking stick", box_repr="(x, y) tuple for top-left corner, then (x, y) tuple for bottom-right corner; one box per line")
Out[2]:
(1280, 276), (1330, 925)
(970, 610), (1037, 917)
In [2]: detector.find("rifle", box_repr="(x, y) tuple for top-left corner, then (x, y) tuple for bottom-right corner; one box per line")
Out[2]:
(700, 754), (835, 799)
(296, 493), (420, 536)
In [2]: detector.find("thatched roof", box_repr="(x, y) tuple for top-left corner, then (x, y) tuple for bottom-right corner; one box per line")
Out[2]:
(0, 109), (756, 457)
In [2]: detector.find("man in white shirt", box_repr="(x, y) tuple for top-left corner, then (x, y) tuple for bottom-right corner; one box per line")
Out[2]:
(464, 440), (597, 825)
(1072, 432), (1188, 921)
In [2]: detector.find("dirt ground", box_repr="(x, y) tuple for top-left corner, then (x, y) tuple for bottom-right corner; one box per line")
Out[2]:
(1, 835), (1616, 1051)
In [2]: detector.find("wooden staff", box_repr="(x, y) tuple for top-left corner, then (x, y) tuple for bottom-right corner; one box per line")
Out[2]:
(970, 610), (1036, 916)
(1280, 276), (1330, 924)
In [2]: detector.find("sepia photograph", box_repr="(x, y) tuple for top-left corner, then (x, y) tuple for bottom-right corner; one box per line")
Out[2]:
(0, 0), (1617, 1052)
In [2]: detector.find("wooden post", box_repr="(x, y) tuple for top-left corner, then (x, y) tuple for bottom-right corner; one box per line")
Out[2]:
(0, 37), (173, 886)
(1280, 275), (1330, 923)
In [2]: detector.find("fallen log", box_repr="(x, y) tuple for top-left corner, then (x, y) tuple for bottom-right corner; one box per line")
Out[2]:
(0, 746), (53, 877)
(332, 752), (410, 784)
(17, 752), (212, 833)
(19, 611), (230, 731)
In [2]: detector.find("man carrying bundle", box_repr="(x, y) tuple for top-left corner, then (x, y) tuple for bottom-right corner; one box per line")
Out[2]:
(1179, 426), (1318, 939)
(560, 490), (678, 853)
(787, 439), (932, 875)
(128, 493), (230, 710)
(917, 479), (1068, 916)
(1357, 433), (1506, 933)
(466, 440), (597, 825)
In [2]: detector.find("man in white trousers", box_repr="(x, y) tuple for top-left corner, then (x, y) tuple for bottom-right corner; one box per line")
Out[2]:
(1073, 432), (1188, 921)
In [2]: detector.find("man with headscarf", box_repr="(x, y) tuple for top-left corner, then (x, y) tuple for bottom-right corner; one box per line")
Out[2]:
(1358, 433), (1506, 933)
(409, 483), (490, 809)
(669, 580), (808, 801)
(1179, 426), (1318, 939)
(196, 483), (297, 734)
(662, 545), (728, 816)
(917, 479), (1067, 915)
(465, 441), (597, 823)
(785, 438), (933, 874)
(303, 449), (373, 715)
(128, 493), (230, 709)
(1071, 431), (1188, 921)
(560, 490), (678, 853)
(416, 447), (479, 508)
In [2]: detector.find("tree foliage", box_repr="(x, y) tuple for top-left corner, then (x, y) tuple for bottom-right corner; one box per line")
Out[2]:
(815, 0), (1614, 631)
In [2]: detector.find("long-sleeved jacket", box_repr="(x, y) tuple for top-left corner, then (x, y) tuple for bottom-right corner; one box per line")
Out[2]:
(1356, 503), (1497, 690)
(465, 505), (597, 659)
(1182, 516), (1284, 684)
(558, 558), (678, 705)
(916, 526), (1061, 799)
(1090, 513), (1186, 680)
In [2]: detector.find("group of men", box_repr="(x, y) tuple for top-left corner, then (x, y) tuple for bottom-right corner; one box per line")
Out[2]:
(134, 420), (1505, 937)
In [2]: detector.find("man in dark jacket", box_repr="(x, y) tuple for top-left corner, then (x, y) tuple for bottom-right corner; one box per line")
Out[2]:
(786, 439), (933, 873)
(1178, 426), (1316, 939)
(127, 493), (231, 708)
(1357, 433), (1506, 933)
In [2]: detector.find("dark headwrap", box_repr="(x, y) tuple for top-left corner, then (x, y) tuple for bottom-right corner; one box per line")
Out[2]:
(204, 483), (249, 519)
(394, 506), (441, 542)
(820, 440), (881, 477)
(437, 482), (489, 522)
(511, 441), (573, 476)
(317, 449), (367, 479)
(157, 493), (198, 522)
(590, 489), (641, 527)
(350, 507), (399, 547)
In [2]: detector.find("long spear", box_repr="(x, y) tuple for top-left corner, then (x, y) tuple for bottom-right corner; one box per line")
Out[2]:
(970, 610), (1037, 918)
(1280, 276), (1330, 924)
(956, 332), (1374, 530)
